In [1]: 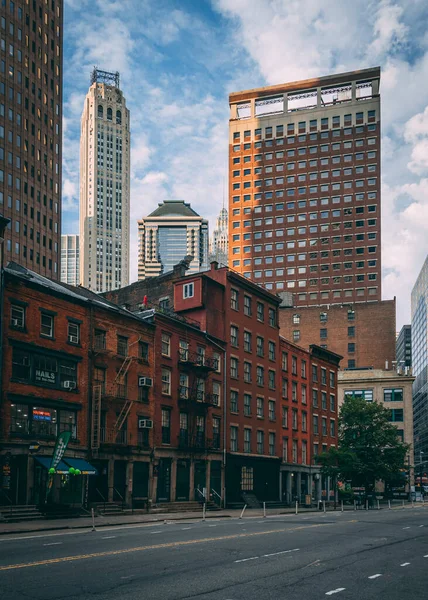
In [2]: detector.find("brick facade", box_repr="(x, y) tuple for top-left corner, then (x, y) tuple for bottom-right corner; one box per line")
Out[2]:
(279, 299), (396, 370)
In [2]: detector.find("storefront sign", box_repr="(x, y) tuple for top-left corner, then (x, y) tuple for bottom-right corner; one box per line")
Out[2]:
(35, 369), (56, 384)
(33, 409), (52, 421)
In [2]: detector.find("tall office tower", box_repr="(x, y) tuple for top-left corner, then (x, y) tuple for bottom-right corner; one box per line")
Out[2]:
(396, 324), (412, 368)
(137, 200), (208, 280)
(228, 68), (381, 306)
(60, 233), (79, 286)
(209, 206), (228, 265)
(79, 69), (130, 292)
(411, 256), (428, 459)
(0, 1), (63, 278)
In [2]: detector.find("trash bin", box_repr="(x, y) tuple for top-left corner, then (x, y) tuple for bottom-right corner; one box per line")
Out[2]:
(318, 500), (323, 510)
(305, 494), (311, 507)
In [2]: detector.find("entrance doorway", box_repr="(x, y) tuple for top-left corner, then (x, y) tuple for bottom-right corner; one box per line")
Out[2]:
(194, 460), (206, 500)
(157, 459), (171, 502)
(176, 460), (190, 501)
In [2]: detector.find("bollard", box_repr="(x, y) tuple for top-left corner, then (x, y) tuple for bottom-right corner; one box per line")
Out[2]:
(402, 500), (405, 509)
(377, 499), (380, 510)
(354, 500), (357, 511)
(365, 499), (368, 511)
(239, 504), (247, 519)
(263, 501), (266, 518)
(388, 499), (391, 510)
(412, 499), (414, 508)
(295, 500), (298, 515)
(202, 502), (206, 522)
(323, 500), (326, 514)
(341, 500), (344, 513)
(91, 507), (96, 532)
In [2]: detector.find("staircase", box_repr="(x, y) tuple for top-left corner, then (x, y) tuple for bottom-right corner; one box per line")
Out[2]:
(91, 502), (125, 516)
(0, 504), (44, 523)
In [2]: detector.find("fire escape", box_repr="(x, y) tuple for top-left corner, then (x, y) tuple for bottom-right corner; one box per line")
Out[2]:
(177, 349), (219, 454)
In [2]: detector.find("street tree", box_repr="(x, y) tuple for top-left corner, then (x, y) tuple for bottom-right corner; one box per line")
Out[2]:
(317, 396), (408, 494)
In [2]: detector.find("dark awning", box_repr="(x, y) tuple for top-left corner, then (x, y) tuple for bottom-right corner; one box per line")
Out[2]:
(34, 456), (69, 474)
(63, 458), (98, 476)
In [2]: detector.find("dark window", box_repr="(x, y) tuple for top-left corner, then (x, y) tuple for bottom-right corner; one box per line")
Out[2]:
(161, 408), (171, 444)
(139, 341), (149, 361)
(117, 335), (128, 356)
(40, 312), (54, 338)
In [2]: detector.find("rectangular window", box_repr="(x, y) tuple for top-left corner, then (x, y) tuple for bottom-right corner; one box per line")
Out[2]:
(230, 390), (238, 413)
(257, 302), (264, 322)
(161, 408), (171, 444)
(256, 336), (264, 357)
(384, 388), (403, 402)
(292, 408), (298, 430)
(67, 322), (80, 345)
(161, 368), (171, 395)
(230, 325), (238, 347)
(330, 394), (336, 411)
(183, 282), (194, 298)
(282, 352), (288, 371)
(268, 341), (276, 361)
(268, 370), (275, 389)
(257, 397), (264, 418)
(257, 366), (264, 385)
(312, 389), (318, 407)
(40, 312), (54, 338)
(302, 440), (307, 464)
(244, 428), (251, 453)
(117, 335), (128, 356)
(161, 333), (171, 356)
(313, 415), (319, 434)
(257, 430), (264, 454)
(244, 295), (252, 316)
(230, 426), (238, 452)
(330, 419), (336, 436)
(244, 361), (252, 383)
(282, 406), (288, 428)
(230, 357), (238, 378)
(292, 439), (298, 463)
(389, 409), (403, 422)
(244, 331), (252, 352)
(10, 304), (25, 328)
(244, 393), (251, 416)
(231, 289), (239, 310)
(302, 411), (307, 432)
(268, 400), (275, 421)
(269, 432), (275, 456)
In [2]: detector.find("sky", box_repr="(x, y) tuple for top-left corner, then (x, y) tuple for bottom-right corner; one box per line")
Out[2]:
(62, 0), (428, 329)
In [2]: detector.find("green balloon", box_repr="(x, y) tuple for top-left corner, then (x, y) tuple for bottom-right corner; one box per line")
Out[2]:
(48, 467), (56, 474)
(69, 467), (75, 475)
(75, 469), (81, 475)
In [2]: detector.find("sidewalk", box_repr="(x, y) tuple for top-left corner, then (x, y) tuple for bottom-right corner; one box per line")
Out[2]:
(0, 506), (323, 536)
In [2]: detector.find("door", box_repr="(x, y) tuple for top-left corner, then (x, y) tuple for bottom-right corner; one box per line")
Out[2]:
(132, 462), (149, 500)
(176, 460), (190, 501)
(113, 460), (127, 502)
(194, 460), (206, 500)
(87, 460), (109, 503)
(210, 461), (222, 505)
(157, 458), (171, 502)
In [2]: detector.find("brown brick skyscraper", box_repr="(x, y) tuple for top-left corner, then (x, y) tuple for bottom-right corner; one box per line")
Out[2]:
(0, 1), (63, 278)
(228, 67), (381, 307)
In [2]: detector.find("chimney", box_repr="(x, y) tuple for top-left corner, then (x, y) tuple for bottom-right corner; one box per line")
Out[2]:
(210, 260), (219, 271)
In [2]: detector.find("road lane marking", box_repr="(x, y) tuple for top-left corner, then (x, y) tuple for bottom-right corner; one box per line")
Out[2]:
(400, 562), (410, 566)
(326, 588), (346, 595)
(151, 531), (162, 534)
(181, 527), (192, 530)
(402, 527), (410, 529)
(424, 555), (428, 558)
(0, 522), (333, 572)
(101, 536), (116, 540)
(208, 525), (217, 527)
(263, 548), (299, 558)
(368, 574), (382, 579)
(43, 542), (62, 546)
(419, 525), (424, 527)
(235, 556), (259, 563)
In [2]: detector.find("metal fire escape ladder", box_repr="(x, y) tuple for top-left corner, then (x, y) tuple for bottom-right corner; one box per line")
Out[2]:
(113, 355), (135, 434)
(91, 384), (102, 450)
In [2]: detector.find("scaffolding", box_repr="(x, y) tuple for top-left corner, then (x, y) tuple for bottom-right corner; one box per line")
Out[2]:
(91, 67), (120, 88)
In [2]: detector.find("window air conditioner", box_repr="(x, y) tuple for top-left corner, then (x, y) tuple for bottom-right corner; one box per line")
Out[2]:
(138, 377), (153, 387)
(138, 418), (153, 429)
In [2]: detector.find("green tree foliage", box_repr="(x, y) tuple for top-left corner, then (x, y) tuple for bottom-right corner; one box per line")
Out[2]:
(317, 396), (408, 492)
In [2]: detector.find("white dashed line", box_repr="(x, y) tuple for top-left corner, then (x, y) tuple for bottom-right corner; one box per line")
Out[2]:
(235, 556), (259, 563)
(368, 574), (382, 579)
(326, 589), (346, 596)
(120, 575), (134, 580)
(43, 542), (62, 546)
(263, 548), (299, 558)
(151, 531), (162, 534)
(424, 555), (428, 558)
(101, 536), (116, 539)
(400, 562), (410, 567)
(402, 527), (410, 529)
(208, 525), (217, 527)
(419, 525), (424, 528)
(181, 527), (192, 530)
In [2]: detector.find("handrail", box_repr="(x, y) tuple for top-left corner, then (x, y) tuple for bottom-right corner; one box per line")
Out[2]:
(112, 487), (125, 510)
(0, 489), (13, 515)
(211, 488), (222, 507)
(195, 488), (206, 503)
(95, 488), (106, 514)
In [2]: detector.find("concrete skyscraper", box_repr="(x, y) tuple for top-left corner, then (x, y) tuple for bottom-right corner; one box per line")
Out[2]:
(137, 200), (208, 280)
(209, 207), (228, 266)
(79, 69), (130, 292)
(60, 234), (79, 286)
(0, 0), (63, 278)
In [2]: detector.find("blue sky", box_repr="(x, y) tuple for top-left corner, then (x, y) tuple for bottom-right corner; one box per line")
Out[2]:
(62, 0), (428, 328)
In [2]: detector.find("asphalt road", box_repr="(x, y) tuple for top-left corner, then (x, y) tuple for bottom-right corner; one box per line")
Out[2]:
(0, 507), (427, 600)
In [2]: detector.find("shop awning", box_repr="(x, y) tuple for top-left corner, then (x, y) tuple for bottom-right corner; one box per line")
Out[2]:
(63, 458), (98, 476)
(34, 456), (70, 475)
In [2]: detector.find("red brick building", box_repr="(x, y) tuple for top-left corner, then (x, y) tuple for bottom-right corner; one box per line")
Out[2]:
(0, 262), (155, 508)
(279, 299), (396, 370)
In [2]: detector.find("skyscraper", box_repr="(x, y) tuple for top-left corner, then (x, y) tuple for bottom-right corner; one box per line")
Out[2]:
(60, 233), (79, 286)
(396, 324), (412, 368)
(79, 69), (130, 292)
(411, 256), (428, 459)
(209, 206), (228, 266)
(137, 200), (208, 280)
(0, 0), (63, 278)
(228, 67), (381, 305)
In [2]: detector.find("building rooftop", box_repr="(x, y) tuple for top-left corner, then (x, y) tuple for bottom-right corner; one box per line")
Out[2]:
(147, 200), (201, 219)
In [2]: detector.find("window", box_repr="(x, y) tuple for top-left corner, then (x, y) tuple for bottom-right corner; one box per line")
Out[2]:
(389, 409), (403, 422)
(292, 381), (298, 402)
(244, 295), (252, 316)
(312, 389), (318, 407)
(231, 289), (239, 310)
(139, 342), (149, 361)
(230, 426), (238, 451)
(301, 360), (307, 378)
(282, 406), (288, 429)
(322, 417), (327, 436)
(292, 440), (298, 463)
(161, 333), (171, 356)
(40, 312), (54, 338)
(321, 391), (327, 409)
(330, 394), (336, 411)
(257, 430), (264, 454)
(257, 366), (264, 386)
(384, 388), (403, 402)
(230, 325), (238, 347)
(348, 343), (355, 353)
(230, 357), (238, 378)
(302, 411), (307, 432)
(244, 428), (251, 453)
(244, 361), (252, 383)
(242, 331), (252, 353)
(268, 341), (276, 360)
(183, 282), (194, 299)
(293, 313), (300, 324)
(256, 336), (264, 357)
(212, 381), (221, 407)
(10, 304), (25, 328)
(117, 335), (128, 356)
(268, 400), (276, 421)
(344, 389), (373, 402)
(67, 322), (80, 345)
(161, 408), (171, 444)
(282, 352), (288, 371)
(330, 371), (335, 387)
(293, 330), (300, 342)
(161, 368), (171, 395)
(268, 370), (275, 389)
(257, 397), (264, 418)
(244, 393), (251, 416)
(94, 329), (106, 351)
(268, 308), (276, 327)
(231, 390), (238, 413)
(321, 368), (327, 385)
(302, 385), (307, 404)
(302, 440), (307, 464)
(330, 419), (336, 436)
(269, 432), (275, 456)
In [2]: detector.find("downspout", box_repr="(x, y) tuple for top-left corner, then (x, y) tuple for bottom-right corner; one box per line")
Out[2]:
(0, 246), (5, 441)
(87, 301), (94, 456)
(206, 334), (227, 508)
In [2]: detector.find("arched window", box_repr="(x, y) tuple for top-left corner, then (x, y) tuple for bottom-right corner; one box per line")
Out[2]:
(97, 105), (103, 119)
(107, 107), (112, 121)
(116, 110), (122, 125)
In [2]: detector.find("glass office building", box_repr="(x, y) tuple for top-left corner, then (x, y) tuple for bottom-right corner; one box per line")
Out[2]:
(138, 201), (209, 280)
(411, 256), (428, 458)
